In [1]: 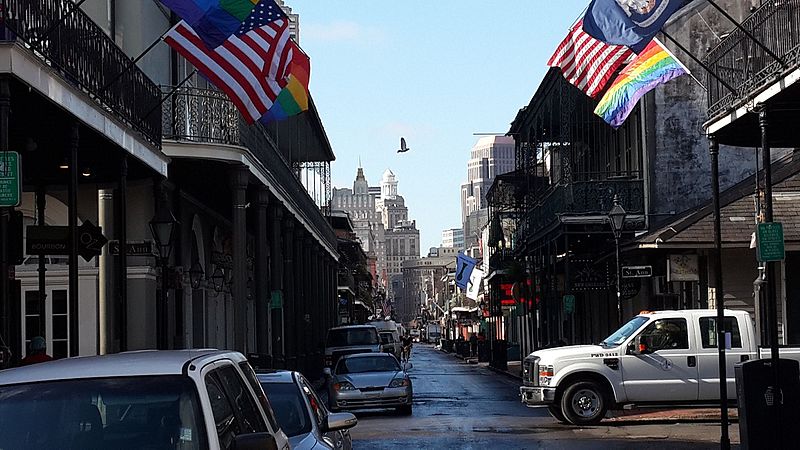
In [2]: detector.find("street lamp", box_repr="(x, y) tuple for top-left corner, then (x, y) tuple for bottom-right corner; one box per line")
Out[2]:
(210, 267), (225, 293)
(189, 260), (204, 290)
(608, 194), (627, 326)
(150, 206), (178, 350)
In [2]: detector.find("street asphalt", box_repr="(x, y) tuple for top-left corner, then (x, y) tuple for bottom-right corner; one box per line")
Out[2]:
(339, 344), (740, 449)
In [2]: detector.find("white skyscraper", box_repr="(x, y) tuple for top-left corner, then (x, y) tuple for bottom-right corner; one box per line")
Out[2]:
(460, 136), (515, 247)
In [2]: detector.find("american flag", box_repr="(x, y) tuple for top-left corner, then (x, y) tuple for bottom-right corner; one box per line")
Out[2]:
(164, 0), (292, 123)
(547, 20), (633, 98)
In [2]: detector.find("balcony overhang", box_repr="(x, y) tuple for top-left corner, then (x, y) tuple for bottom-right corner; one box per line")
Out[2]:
(0, 43), (168, 175)
(704, 67), (800, 147)
(163, 139), (338, 258)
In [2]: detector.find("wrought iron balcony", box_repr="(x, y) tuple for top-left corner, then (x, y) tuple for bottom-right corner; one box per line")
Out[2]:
(0, 0), (162, 146)
(522, 178), (645, 240)
(706, 0), (800, 119)
(162, 86), (335, 244)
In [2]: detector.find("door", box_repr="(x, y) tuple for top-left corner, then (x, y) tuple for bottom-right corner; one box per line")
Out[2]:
(696, 315), (748, 401)
(620, 317), (699, 402)
(20, 286), (70, 359)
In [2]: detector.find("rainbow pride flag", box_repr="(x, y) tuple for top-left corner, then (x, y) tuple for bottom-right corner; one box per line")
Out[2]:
(261, 40), (311, 124)
(594, 38), (687, 128)
(161, 0), (259, 48)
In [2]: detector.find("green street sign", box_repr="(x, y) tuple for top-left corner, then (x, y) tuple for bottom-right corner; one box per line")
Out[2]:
(757, 222), (785, 262)
(563, 294), (576, 314)
(270, 290), (283, 309)
(0, 152), (20, 207)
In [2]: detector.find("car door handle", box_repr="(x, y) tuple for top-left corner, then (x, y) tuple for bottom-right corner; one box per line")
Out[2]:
(687, 356), (696, 367)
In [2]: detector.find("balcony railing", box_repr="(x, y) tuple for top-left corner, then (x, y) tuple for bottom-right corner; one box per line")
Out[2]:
(162, 86), (336, 246)
(1, 0), (162, 146)
(521, 179), (645, 240)
(706, 0), (800, 119)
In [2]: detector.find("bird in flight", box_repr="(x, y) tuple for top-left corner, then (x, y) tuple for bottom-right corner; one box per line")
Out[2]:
(397, 137), (410, 153)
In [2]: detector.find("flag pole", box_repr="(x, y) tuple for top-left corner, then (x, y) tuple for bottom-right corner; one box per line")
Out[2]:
(661, 31), (737, 94)
(705, 0), (786, 68)
(138, 69), (197, 125)
(653, 37), (706, 93)
(102, 31), (170, 91)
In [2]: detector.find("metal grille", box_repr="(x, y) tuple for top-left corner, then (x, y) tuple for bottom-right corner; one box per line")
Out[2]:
(706, 0), (800, 118)
(1, 0), (162, 147)
(161, 86), (337, 247)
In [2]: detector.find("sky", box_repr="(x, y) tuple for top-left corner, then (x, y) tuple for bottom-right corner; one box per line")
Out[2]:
(290, 0), (587, 253)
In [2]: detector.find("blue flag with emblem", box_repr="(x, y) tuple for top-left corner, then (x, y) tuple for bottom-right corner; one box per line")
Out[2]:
(455, 253), (477, 290)
(582, 0), (692, 52)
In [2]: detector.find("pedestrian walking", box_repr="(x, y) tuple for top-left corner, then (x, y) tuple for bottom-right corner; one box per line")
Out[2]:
(20, 336), (53, 366)
(469, 332), (478, 357)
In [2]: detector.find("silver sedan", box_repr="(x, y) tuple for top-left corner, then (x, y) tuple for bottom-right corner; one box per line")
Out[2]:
(329, 353), (413, 415)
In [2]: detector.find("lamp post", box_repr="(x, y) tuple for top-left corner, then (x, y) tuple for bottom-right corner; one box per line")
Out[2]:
(149, 206), (178, 350)
(608, 194), (627, 326)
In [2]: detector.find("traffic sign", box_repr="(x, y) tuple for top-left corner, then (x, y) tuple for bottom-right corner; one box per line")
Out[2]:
(26, 226), (70, 255)
(78, 221), (108, 262)
(757, 222), (785, 262)
(0, 151), (20, 207)
(109, 240), (156, 257)
(622, 265), (653, 278)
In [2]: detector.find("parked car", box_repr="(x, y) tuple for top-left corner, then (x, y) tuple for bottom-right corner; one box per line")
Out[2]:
(0, 350), (290, 449)
(369, 320), (402, 358)
(324, 325), (382, 375)
(520, 309), (800, 425)
(329, 353), (413, 415)
(258, 370), (357, 450)
(425, 323), (442, 344)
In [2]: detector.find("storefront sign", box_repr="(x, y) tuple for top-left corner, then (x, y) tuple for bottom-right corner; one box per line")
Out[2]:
(667, 254), (699, 282)
(563, 294), (575, 314)
(109, 240), (156, 257)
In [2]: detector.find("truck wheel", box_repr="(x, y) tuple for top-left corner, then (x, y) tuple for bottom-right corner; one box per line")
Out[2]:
(547, 404), (568, 423)
(560, 381), (607, 426)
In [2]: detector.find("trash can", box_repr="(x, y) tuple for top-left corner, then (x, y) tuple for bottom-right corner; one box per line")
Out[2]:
(458, 341), (471, 358)
(441, 339), (453, 353)
(735, 358), (800, 449)
(491, 339), (507, 371)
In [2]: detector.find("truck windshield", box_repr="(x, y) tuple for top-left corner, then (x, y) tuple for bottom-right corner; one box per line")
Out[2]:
(601, 316), (649, 347)
(0, 375), (206, 449)
(327, 328), (379, 347)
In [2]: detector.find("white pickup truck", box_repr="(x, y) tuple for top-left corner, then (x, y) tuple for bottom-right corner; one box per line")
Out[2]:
(520, 309), (800, 425)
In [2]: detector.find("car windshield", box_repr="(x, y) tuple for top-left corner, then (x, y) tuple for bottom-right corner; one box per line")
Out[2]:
(601, 316), (650, 347)
(327, 328), (379, 347)
(379, 332), (394, 344)
(0, 375), (206, 450)
(259, 382), (312, 438)
(336, 356), (400, 374)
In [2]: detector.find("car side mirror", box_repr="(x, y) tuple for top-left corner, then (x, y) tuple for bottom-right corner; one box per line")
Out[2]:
(233, 432), (278, 450)
(403, 362), (413, 371)
(323, 367), (332, 376)
(323, 412), (358, 432)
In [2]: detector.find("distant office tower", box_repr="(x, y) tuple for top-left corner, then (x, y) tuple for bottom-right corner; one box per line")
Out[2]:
(460, 136), (515, 248)
(332, 167), (420, 296)
(275, 0), (300, 43)
(441, 228), (464, 250)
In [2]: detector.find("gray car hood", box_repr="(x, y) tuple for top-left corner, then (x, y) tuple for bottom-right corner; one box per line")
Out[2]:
(338, 371), (402, 388)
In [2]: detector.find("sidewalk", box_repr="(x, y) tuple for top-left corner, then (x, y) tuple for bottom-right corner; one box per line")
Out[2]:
(444, 347), (740, 424)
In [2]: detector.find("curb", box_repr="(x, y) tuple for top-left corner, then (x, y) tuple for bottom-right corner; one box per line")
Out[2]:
(485, 364), (523, 381)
